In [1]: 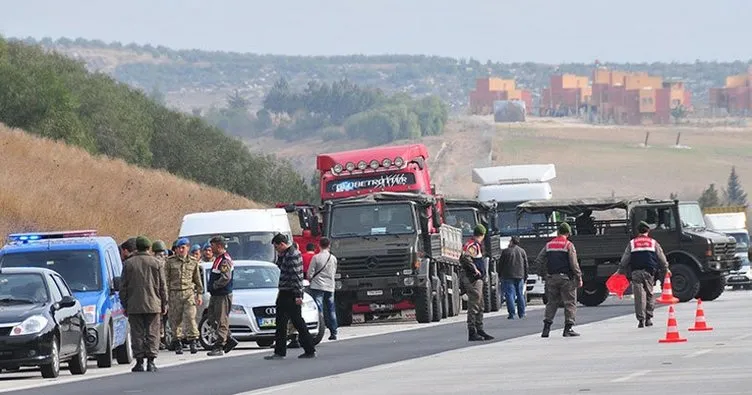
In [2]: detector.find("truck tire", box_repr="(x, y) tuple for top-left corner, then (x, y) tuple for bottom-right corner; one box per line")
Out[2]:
(577, 281), (609, 307)
(482, 274), (492, 313)
(431, 275), (442, 322)
(697, 276), (726, 301)
(489, 271), (501, 312)
(440, 272), (449, 319)
(669, 263), (700, 302)
(448, 271), (461, 316)
(415, 283), (433, 324)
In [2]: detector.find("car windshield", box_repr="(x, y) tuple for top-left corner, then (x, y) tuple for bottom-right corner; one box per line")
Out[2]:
(446, 209), (477, 236)
(330, 203), (416, 238)
(0, 250), (101, 292)
(678, 203), (706, 228)
(728, 232), (750, 252)
(205, 265), (279, 290)
(496, 210), (548, 236)
(183, 232), (277, 263)
(0, 273), (49, 304)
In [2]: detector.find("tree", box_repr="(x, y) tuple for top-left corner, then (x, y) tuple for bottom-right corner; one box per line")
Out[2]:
(226, 89), (249, 111)
(723, 166), (748, 206)
(698, 184), (720, 208)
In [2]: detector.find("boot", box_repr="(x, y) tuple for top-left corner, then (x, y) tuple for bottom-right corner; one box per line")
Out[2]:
(131, 358), (145, 373)
(645, 318), (653, 327)
(207, 341), (224, 357)
(146, 358), (158, 372)
(638, 320), (645, 328)
(223, 336), (239, 354)
(287, 335), (300, 349)
(189, 340), (198, 354)
(563, 323), (580, 337)
(468, 327), (483, 341)
(541, 321), (552, 338)
(476, 327), (495, 340)
(173, 340), (183, 355)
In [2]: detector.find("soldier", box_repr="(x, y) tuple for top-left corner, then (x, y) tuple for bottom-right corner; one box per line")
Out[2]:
(535, 222), (583, 338)
(152, 240), (169, 263)
(200, 242), (214, 264)
(165, 238), (204, 354)
(462, 225), (494, 341)
(617, 221), (671, 328)
(206, 236), (239, 356)
(151, 240), (170, 349)
(120, 236), (168, 372)
(190, 244), (202, 261)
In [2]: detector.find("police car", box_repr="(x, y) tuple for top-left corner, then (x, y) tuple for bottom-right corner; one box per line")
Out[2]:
(0, 231), (132, 368)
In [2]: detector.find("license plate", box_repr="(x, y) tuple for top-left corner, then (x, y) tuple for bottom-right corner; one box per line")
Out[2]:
(367, 290), (383, 296)
(731, 276), (746, 281)
(258, 317), (276, 328)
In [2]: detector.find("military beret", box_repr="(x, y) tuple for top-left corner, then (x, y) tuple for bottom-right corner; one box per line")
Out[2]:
(190, 244), (201, 253)
(136, 236), (152, 251)
(175, 238), (190, 248)
(557, 222), (572, 235)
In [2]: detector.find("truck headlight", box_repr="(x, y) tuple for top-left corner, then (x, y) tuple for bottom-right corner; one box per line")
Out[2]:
(83, 305), (97, 324)
(230, 305), (245, 315)
(403, 277), (415, 286)
(11, 315), (48, 336)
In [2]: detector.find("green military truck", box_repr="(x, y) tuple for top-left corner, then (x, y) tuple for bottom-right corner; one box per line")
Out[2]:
(322, 192), (463, 324)
(444, 198), (503, 312)
(513, 197), (741, 305)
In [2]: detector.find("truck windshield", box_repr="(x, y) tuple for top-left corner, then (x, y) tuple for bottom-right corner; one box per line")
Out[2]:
(678, 203), (706, 228)
(330, 203), (416, 238)
(183, 232), (276, 263)
(728, 232), (750, 252)
(446, 209), (477, 236)
(496, 210), (548, 236)
(0, 250), (102, 292)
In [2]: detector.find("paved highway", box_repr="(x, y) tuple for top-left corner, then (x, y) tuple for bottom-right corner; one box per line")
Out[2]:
(0, 298), (635, 395)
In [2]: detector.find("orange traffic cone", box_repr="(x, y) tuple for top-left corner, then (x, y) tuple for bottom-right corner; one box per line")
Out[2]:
(656, 272), (679, 304)
(688, 299), (713, 331)
(658, 305), (687, 343)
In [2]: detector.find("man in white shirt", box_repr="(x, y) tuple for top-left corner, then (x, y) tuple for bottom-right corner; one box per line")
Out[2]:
(307, 237), (338, 340)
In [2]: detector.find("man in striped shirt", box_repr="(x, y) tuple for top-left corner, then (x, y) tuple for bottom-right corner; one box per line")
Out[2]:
(264, 233), (317, 360)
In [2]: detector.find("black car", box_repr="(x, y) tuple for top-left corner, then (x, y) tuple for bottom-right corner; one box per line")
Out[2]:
(0, 267), (88, 378)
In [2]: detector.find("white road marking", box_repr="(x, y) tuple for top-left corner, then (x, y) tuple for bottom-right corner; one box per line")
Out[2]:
(238, 383), (300, 395)
(610, 370), (652, 383)
(683, 349), (713, 359)
(731, 333), (752, 341)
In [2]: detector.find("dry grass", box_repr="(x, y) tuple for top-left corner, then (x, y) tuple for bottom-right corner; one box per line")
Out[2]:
(0, 124), (260, 244)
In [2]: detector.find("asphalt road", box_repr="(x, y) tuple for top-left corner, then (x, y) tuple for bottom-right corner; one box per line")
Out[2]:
(4, 300), (635, 395)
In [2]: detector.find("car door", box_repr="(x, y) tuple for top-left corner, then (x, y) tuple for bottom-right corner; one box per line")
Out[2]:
(53, 274), (85, 356)
(105, 246), (127, 346)
(47, 274), (74, 356)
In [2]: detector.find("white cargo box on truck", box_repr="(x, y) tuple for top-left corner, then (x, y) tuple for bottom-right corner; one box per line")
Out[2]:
(179, 208), (293, 245)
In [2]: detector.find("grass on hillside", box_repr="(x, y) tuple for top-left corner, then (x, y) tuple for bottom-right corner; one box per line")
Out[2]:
(0, 125), (260, 244)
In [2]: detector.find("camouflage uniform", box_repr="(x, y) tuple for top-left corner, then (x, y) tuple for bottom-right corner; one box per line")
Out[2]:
(165, 252), (204, 354)
(534, 223), (582, 337)
(151, 240), (170, 348)
(461, 225), (494, 341)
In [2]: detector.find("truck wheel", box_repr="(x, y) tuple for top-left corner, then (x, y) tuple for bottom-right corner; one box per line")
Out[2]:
(577, 281), (609, 307)
(490, 272), (501, 312)
(669, 263), (700, 302)
(448, 271), (461, 316)
(440, 273), (449, 319)
(482, 274), (492, 313)
(696, 276), (726, 301)
(431, 274), (442, 322)
(336, 302), (353, 327)
(415, 280), (433, 324)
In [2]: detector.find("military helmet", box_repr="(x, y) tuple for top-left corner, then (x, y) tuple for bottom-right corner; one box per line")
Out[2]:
(152, 239), (167, 252)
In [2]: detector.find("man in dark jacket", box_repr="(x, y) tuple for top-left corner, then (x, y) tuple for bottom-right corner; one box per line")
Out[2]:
(206, 235), (239, 356)
(499, 236), (529, 319)
(120, 236), (168, 373)
(264, 233), (317, 360)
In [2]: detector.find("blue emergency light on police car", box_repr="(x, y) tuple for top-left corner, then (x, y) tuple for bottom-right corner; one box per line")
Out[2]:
(0, 229), (132, 367)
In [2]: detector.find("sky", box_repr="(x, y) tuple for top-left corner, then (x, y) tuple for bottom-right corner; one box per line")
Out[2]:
(0, 0), (749, 64)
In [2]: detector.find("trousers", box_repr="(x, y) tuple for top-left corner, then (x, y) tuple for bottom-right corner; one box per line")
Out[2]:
(462, 273), (484, 330)
(503, 278), (526, 318)
(630, 270), (655, 321)
(308, 289), (338, 335)
(274, 290), (315, 357)
(544, 274), (577, 325)
(169, 289), (199, 340)
(129, 313), (160, 359)
(208, 294), (232, 347)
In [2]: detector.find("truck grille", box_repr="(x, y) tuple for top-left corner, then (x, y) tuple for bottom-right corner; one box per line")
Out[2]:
(337, 253), (411, 278)
(713, 242), (736, 260)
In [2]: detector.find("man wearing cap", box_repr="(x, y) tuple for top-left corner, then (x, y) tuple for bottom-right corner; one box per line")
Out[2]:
(265, 233), (317, 360)
(534, 222), (583, 338)
(617, 221), (671, 328)
(189, 244), (202, 261)
(150, 240), (170, 349)
(461, 225), (494, 341)
(120, 236), (168, 372)
(200, 242), (214, 264)
(165, 238), (204, 354)
(206, 236), (239, 356)
(152, 240), (169, 265)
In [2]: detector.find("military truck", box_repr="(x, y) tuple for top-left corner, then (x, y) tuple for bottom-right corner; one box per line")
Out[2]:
(322, 192), (463, 324)
(514, 197), (741, 305)
(445, 199), (503, 312)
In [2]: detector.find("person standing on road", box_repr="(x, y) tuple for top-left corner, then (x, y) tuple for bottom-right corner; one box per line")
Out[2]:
(151, 239), (170, 349)
(302, 243), (316, 280)
(120, 238), (137, 265)
(265, 233), (317, 360)
(307, 237), (338, 341)
(461, 225), (494, 341)
(190, 244), (202, 261)
(165, 238), (204, 354)
(616, 221), (671, 328)
(535, 222), (583, 338)
(206, 236), (239, 356)
(499, 236), (529, 319)
(200, 242), (214, 264)
(120, 236), (168, 373)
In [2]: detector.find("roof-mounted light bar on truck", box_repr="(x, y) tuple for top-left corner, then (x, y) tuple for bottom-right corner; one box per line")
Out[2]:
(331, 156), (405, 175)
(7, 230), (98, 244)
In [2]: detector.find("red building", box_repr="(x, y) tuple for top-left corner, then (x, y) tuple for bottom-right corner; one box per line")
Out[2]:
(469, 77), (532, 115)
(709, 69), (752, 114)
(540, 74), (591, 116)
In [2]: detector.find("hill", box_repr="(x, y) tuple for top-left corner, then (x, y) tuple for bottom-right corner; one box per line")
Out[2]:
(0, 124), (260, 243)
(14, 37), (752, 113)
